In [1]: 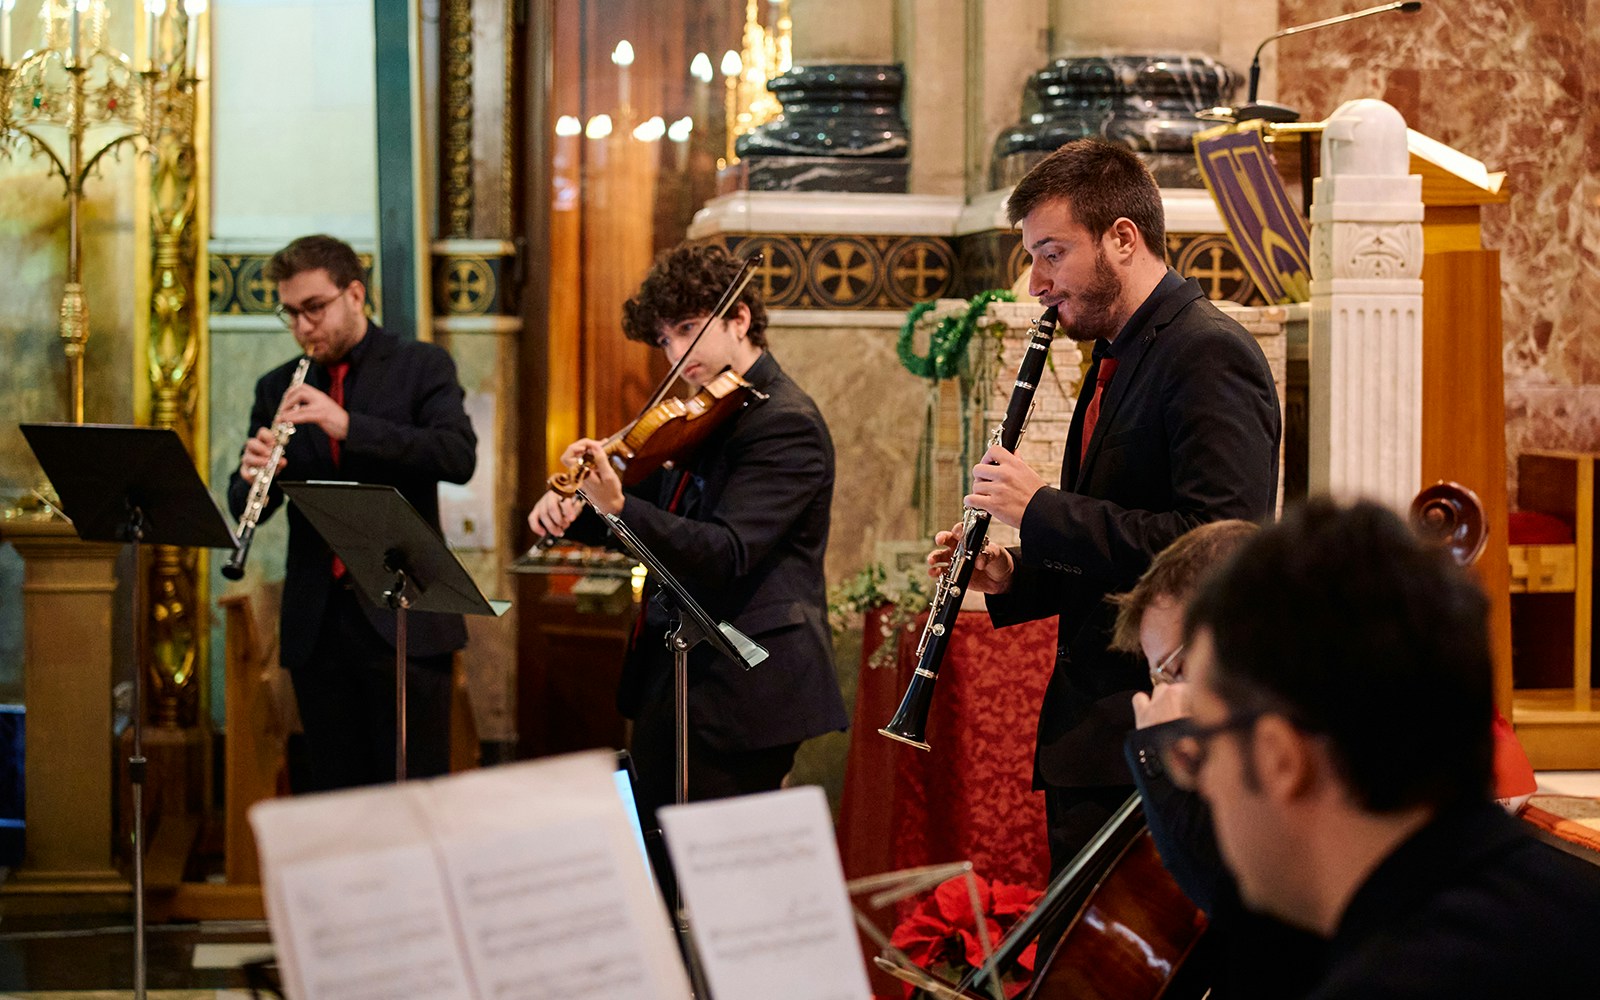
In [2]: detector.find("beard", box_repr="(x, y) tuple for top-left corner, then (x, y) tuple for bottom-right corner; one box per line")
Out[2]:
(1058, 248), (1123, 343)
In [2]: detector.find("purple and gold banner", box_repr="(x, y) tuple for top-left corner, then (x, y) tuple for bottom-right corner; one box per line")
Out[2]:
(1195, 126), (1312, 304)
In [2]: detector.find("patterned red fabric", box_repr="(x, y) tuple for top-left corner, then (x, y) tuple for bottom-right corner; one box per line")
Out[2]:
(838, 609), (1055, 893)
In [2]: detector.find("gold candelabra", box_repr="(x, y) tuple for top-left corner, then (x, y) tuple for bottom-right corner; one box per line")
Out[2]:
(720, 0), (790, 165)
(0, 0), (202, 425)
(2, 0), (208, 728)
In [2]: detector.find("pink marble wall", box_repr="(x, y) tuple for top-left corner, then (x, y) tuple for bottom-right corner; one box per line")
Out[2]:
(1274, 0), (1600, 501)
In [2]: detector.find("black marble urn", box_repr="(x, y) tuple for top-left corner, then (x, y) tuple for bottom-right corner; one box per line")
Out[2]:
(991, 54), (1239, 190)
(726, 64), (909, 193)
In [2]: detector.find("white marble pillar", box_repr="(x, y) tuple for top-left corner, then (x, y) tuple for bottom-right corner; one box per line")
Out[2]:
(1048, 0), (1276, 88)
(790, 0), (894, 61)
(1307, 98), (1424, 512)
(896, 0), (967, 195)
(967, 0), (1049, 199)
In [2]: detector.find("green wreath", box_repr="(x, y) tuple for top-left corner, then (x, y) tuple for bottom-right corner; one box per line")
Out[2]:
(896, 289), (1016, 381)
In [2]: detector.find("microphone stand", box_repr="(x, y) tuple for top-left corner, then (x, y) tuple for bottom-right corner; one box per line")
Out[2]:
(1237, 1), (1424, 123)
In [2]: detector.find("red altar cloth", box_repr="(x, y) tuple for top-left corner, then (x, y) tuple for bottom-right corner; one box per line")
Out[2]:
(837, 608), (1056, 895)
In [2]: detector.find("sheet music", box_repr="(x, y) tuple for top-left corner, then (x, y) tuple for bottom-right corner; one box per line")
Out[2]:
(251, 751), (690, 1000)
(659, 786), (872, 1000)
(275, 843), (473, 1000)
(428, 759), (687, 1000)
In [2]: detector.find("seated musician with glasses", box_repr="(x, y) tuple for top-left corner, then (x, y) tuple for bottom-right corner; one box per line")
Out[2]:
(1148, 498), (1600, 998)
(228, 234), (476, 791)
(1111, 519), (1322, 998)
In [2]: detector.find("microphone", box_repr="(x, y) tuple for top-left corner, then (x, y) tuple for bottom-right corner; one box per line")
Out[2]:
(1238, 1), (1424, 123)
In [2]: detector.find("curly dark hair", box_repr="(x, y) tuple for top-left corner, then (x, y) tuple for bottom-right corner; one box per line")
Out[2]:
(1006, 138), (1167, 259)
(621, 243), (768, 349)
(264, 234), (366, 289)
(1185, 498), (1494, 814)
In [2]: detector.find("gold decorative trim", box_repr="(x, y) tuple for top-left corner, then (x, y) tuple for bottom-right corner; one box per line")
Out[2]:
(442, 0), (473, 238)
(700, 229), (1264, 311)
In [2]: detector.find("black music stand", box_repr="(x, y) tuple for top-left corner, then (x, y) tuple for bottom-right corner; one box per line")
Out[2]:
(20, 423), (239, 1000)
(580, 489), (767, 806)
(278, 482), (509, 781)
(578, 488), (763, 999)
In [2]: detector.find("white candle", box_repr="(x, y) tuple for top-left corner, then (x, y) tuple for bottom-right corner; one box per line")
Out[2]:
(1, 0), (14, 69)
(145, 0), (164, 72)
(70, 0), (82, 67)
(611, 40), (633, 118)
(185, 0), (206, 71)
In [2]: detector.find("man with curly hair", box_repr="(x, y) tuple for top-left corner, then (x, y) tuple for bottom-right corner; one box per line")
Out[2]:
(528, 242), (848, 821)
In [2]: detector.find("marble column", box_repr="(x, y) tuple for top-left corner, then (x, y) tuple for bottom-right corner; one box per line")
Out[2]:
(1307, 99), (1424, 512)
(1049, 0), (1277, 92)
(790, 0), (893, 60)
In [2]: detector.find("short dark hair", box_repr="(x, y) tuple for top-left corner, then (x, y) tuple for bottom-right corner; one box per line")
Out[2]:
(265, 234), (366, 289)
(1185, 498), (1494, 813)
(621, 243), (768, 349)
(1006, 138), (1167, 258)
(1109, 519), (1260, 654)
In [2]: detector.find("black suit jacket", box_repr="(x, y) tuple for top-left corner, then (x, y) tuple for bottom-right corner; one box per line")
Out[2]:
(227, 323), (477, 671)
(1308, 802), (1600, 997)
(989, 273), (1281, 787)
(567, 352), (849, 752)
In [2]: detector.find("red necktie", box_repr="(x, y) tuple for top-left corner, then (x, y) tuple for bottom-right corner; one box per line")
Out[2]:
(327, 361), (349, 467)
(328, 361), (349, 578)
(1080, 357), (1119, 464)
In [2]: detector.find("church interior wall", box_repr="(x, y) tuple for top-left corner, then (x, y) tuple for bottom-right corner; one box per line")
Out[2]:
(1272, 0), (1597, 498)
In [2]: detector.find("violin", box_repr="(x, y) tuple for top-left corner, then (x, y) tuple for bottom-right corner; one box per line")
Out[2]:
(542, 253), (766, 503)
(547, 367), (762, 496)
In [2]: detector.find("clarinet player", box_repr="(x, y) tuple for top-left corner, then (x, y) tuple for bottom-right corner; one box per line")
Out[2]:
(228, 234), (477, 791)
(925, 139), (1281, 873)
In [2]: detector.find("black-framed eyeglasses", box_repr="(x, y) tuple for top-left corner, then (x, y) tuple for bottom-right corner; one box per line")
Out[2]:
(275, 286), (347, 328)
(1155, 711), (1262, 790)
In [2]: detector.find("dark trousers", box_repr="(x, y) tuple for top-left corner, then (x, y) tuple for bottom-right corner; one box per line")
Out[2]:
(289, 586), (454, 792)
(628, 686), (799, 829)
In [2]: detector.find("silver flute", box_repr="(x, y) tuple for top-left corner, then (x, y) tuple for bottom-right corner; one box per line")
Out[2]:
(222, 356), (311, 580)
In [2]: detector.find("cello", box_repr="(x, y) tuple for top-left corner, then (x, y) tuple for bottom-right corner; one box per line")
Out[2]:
(953, 795), (1209, 1000)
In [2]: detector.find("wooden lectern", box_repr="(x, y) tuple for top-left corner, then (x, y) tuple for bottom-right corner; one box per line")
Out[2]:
(1410, 135), (1516, 721)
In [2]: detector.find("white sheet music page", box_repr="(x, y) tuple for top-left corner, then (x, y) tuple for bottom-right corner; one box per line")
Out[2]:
(658, 786), (873, 1000)
(250, 783), (472, 1000)
(427, 754), (689, 1000)
(250, 750), (691, 1000)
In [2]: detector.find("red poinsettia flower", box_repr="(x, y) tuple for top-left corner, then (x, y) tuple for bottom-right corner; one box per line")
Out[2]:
(888, 874), (1044, 998)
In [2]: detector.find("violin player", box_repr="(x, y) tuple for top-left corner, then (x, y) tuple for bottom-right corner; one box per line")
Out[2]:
(527, 242), (848, 823)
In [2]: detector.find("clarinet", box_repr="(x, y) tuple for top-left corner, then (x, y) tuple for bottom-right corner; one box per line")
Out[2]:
(222, 356), (312, 580)
(880, 305), (1059, 750)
